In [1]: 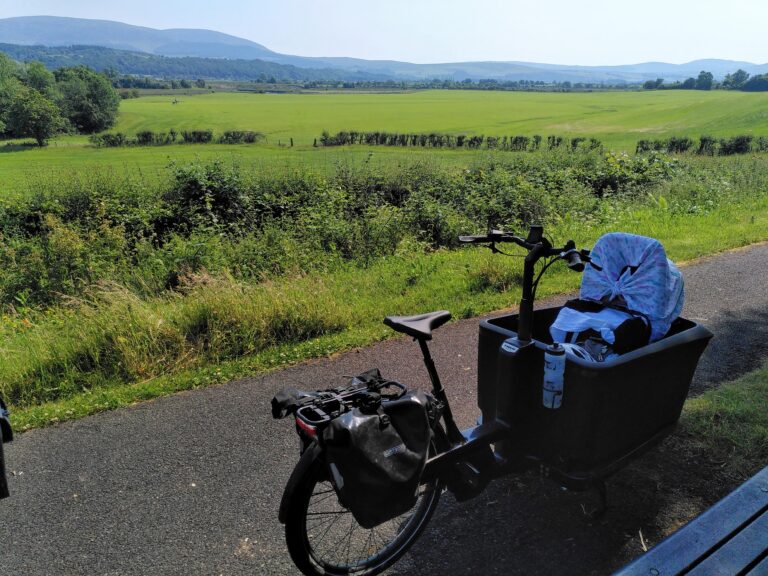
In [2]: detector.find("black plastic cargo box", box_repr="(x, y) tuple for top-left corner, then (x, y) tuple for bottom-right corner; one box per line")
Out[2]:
(478, 307), (712, 485)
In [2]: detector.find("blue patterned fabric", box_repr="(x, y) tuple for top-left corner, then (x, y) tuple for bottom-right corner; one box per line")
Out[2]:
(580, 233), (684, 342)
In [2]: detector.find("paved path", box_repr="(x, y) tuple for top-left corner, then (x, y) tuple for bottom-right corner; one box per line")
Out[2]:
(1, 244), (767, 576)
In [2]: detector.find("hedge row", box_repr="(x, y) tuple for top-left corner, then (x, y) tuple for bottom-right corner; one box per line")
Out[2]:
(89, 129), (265, 147)
(637, 135), (768, 156)
(317, 131), (602, 152)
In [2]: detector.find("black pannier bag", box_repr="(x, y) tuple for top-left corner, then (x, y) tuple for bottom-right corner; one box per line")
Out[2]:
(322, 391), (434, 529)
(271, 368), (383, 420)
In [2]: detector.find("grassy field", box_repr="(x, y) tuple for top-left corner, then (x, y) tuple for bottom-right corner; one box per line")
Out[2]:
(2, 89), (768, 197)
(115, 90), (768, 147)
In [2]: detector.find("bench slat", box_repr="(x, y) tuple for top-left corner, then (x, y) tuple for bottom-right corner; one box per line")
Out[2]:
(746, 554), (768, 576)
(687, 511), (768, 576)
(614, 466), (768, 576)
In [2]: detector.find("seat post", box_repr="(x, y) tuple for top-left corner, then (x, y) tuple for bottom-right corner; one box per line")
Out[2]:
(417, 338), (465, 444)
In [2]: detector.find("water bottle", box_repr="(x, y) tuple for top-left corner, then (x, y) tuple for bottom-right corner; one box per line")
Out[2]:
(543, 343), (566, 409)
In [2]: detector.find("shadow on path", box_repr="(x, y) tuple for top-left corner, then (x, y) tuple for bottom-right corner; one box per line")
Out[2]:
(691, 306), (768, 391)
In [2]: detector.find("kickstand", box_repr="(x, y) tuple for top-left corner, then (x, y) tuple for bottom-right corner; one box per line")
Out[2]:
(582, 480), (608, 520)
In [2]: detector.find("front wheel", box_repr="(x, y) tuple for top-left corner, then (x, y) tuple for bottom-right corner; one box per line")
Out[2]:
(284, 451), (441, 576)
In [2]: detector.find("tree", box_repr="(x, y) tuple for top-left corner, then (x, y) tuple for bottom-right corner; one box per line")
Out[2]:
(194, 78), (206, 88)
(7, 87), (64, 146)
(682, 77), (697, 89)
(24, 61), (55, 95)
(695, 70), (714, 90)
(0, 54), (24, 136)
(742, 74), (768, 92)
(723, 69), (750, 89)
(54, 66), (120, 133)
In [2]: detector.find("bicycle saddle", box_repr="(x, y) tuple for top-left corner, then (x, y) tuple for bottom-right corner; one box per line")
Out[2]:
(383, 310), (452, 341)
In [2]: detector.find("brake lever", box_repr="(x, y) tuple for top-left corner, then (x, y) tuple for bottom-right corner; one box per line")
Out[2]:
(560, 248), (585, 272)
(580, 249), (603, 271)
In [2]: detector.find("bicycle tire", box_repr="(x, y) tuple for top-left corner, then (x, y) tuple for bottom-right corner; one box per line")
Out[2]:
(284, 449), (441, 576)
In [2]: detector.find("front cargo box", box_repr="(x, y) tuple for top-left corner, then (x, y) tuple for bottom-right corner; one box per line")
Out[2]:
(478, 307), (712, 480)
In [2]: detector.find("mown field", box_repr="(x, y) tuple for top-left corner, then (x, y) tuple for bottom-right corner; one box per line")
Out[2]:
(2, 89), (768, 196)
(115, 90), (768, 147)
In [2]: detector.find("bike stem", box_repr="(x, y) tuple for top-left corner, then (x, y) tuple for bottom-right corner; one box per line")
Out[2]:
(517, 242), (549, 343)
(417, 338), (466, 445)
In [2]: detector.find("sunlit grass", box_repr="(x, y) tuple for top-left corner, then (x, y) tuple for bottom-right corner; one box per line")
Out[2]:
(6, 192), (768, 431)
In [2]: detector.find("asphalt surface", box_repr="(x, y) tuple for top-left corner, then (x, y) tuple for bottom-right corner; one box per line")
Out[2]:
(1, 243), (767, 576)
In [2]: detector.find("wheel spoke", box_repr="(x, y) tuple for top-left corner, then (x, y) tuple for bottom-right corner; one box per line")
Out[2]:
(287, 452), (441, 576)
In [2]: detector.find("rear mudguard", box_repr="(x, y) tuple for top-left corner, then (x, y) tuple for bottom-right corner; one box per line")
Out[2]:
(278, 440), (323, 524)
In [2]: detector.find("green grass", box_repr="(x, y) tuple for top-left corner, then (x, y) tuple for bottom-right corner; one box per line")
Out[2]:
(8, 191), (768, 431)
(2, 89), (768, 197)
(3, 89), (768, 435)
(115, 90), (768, 148)
(0, 144), (484, 199)
(681, 361), (768, 480)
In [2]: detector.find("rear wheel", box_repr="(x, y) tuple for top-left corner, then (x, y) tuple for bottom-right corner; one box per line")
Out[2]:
(284, 453), (441, 576)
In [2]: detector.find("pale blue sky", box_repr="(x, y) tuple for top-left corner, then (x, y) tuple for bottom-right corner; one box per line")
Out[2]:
(1, 0), (767, 65)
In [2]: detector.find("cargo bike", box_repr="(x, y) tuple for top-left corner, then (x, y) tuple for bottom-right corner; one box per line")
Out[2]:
(271, 225), (712, 576)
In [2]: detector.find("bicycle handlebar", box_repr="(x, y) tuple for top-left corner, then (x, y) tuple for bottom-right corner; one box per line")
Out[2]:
(459, 227), (598, 271)
(459, 230), (540, 250)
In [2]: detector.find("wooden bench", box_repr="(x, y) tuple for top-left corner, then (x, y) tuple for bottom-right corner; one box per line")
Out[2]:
(614, 465), (768, 576)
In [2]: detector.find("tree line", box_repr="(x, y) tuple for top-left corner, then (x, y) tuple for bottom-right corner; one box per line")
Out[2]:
(317, 131), (602, 151)
(0, 53), (120, 146)
(637, 135), (768, 155)
(642, 69), (768, 92)
(0, 44), (381, 84)
(301, 78), (632, 92)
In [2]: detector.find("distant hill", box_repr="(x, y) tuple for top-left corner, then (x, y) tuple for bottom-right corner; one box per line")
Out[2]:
(0, 44), (384, 82)
(2, 16), (767, 83)
(0, 16), (277, 60)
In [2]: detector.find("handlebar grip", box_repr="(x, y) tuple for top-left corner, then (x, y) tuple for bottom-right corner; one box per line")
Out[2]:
(562, 249), (586, 272)
(459, 231), (523, 244)
(458, 235), (490, 244)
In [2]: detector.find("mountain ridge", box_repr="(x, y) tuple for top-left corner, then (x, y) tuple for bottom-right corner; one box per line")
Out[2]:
(2, 16), (767, 82)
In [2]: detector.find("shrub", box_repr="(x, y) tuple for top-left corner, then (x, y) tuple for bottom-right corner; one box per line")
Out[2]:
(89, 132), (128, 147)
(135, 130), (155, 146)
(667, 136), (694, 154)
(162, 159), (247, 231)
(181, 130), (213, 144)
(697, 135), (717, 156)
(218, 130), (264, 144)
(719, 135), (753, 156)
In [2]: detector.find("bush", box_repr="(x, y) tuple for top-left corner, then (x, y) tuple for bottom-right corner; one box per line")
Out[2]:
(89, 132), (129, 147)
(162, 159), (247, 231)
(719, 135), (753, 156)
(0, 152), (683, 307)
(697, 135), (717, 156)
(218, 130), (264, 144)
(181, 130), (213, 144)
(667, 136), (694, 154)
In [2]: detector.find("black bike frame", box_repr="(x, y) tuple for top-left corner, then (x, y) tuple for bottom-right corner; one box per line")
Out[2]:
(418, 231), (562, 483)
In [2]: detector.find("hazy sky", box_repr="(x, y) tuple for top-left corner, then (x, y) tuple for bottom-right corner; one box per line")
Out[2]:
(1, 0), (767, 65)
